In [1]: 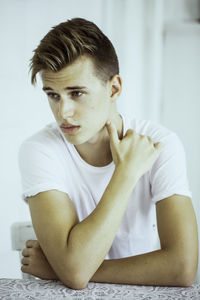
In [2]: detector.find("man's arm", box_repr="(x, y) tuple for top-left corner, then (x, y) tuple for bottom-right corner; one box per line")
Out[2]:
(27, 165), (138, 289)
(89, 194), (199, 287)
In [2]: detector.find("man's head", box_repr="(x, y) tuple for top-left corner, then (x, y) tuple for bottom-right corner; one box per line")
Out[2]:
(30, 18), (119, 86)
(30, 18), (122, 146)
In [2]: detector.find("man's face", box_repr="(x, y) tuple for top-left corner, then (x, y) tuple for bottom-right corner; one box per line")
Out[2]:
(41, 56), (113, 146)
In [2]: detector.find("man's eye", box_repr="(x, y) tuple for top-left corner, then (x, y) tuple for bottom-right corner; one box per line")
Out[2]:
(71, 91), (83, 97)
(47, 93), (59, 100)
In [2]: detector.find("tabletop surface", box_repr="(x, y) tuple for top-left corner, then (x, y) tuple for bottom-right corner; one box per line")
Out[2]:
(0, 278), (200, 299)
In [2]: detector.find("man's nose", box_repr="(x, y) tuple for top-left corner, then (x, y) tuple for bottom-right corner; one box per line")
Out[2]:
(58, 96), (75, 118)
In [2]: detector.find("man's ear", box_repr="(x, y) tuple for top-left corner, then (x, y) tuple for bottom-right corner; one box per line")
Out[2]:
(110, 75), (122, 101)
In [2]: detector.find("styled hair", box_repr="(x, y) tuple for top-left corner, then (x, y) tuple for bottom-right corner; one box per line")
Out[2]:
(29, 18), (119, 85)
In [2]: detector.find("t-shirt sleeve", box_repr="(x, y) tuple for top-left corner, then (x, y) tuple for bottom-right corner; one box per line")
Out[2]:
(150, 133), (192, 203)
(18, 141), (69, 204)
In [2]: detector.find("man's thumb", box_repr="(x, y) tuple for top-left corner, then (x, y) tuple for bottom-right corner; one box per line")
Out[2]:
(106, 120), (119, 145)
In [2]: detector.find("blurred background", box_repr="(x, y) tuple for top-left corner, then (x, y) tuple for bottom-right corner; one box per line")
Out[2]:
(0, 0), (199, 280)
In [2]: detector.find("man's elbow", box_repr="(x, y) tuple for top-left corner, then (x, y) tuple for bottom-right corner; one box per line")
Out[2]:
(174, 258), (198, 287)
(62, 271), (89, 290)
(53, 252), (91, 289)
(56, 262), (89, 290)
(176, 271), (196, 287)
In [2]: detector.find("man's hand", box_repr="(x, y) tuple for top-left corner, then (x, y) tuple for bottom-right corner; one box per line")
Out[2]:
(105, 120), (163, 179)
(21, 240), (58, 280)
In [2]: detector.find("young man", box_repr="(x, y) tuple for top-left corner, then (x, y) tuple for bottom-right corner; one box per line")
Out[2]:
(18, 18), (198, 290)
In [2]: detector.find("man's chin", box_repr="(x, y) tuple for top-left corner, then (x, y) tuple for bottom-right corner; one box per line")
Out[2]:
(63, 126), (104, 146)
(63, 132), (92, 146)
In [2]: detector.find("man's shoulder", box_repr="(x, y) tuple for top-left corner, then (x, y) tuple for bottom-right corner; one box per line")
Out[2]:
(18, 122), (65, 157)
(128, 117), (176, 144)
(21, 122), (62, 147)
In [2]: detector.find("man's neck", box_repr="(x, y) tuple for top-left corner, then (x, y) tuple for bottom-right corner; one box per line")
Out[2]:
(74, 114), (123, 167)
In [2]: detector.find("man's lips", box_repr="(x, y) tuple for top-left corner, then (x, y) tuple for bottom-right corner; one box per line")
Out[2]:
(61, 124), (80, 128)
(60, 125), (81, 134)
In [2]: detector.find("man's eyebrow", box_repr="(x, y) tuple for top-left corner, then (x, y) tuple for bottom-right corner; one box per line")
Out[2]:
(65, 86), (87, 90)
(42, 87), (53, 91)
(42, 86), (87, 91)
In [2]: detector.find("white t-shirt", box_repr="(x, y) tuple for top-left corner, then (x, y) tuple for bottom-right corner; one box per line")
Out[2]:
(18, 114), (192, 259)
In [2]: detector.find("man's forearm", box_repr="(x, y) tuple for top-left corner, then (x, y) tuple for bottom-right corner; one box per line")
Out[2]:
(66, 166), (138, 285)
(89, 249), (191, 287)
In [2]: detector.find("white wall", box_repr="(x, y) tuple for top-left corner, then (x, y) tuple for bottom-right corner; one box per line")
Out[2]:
(0, 0), (199, 281)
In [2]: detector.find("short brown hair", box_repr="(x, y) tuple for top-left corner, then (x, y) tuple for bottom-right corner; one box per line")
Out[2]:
(29, 18), (119, 85)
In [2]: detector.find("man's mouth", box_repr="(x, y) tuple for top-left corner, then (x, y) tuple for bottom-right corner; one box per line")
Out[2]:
(61, 122), (79, 128)
(60, 125), (81, 134)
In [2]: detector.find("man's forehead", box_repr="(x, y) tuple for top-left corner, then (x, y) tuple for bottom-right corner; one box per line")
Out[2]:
(41, 57), (96, 87)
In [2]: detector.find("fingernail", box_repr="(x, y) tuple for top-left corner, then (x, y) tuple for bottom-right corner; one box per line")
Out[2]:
(106, 120), (111, 125)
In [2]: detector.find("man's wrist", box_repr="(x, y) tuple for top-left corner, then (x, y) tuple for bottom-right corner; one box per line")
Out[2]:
(115, 164), (139, 185)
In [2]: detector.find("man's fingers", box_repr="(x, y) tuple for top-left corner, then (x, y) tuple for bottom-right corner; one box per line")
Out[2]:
(22, 248), (29, 257)
(21, 265), (29, 273)
(21, 257), (29, 265)
(26, 239), (39, 248)
(26, 240), (34, 248)
(106, 120), (119, 145)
